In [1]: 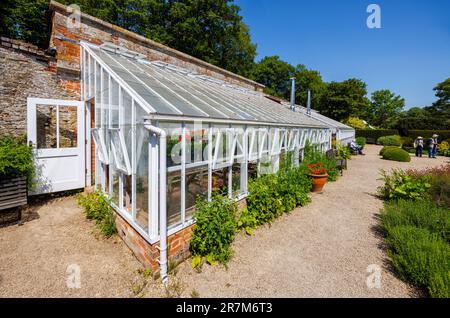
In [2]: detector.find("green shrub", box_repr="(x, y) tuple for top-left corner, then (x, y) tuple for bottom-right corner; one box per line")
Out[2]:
(381, 200), (449, 242)
(77, 190), (117, 237)
(0, 135), (36, 189)
(379, 146), (400, 156)
(356, 129), (399, 143)
(378, 169), (430, 200)
(377, 135), (402, 147)
(355, 137), (366, 149)
(242, 165), (311, 234)
(400, 136), (414, 148)
(336, 145), (352, 160)
(382, 148), (411, 162)
(190, 196), (238, 265)
(386, 225), (450, 298)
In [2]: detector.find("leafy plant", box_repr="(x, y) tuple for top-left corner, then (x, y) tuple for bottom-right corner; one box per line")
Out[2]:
(336, 145), (351, 160)
(438, 141), (450, 156)
(0, 135), (36, 189)
(241, 164), (311, 234)
(355, 136), (366, 148)
(378, 169), (431, 201)
(190, 195), (238, 266)
(77, 189), (117, 237)
(382, 148), (411, 162)
(377, 135), (402, 146)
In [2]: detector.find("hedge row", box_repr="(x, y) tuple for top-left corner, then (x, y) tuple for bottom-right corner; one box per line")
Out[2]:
(355, 129), (399, 143)
(356, 129), (450, 144)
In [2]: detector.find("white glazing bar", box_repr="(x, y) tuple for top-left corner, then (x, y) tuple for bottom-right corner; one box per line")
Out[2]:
(150, 132), (159, 239)
(56, 105), (60, 148)
(181, 123), (186, 225)
(118, 88), (124, 210)
(131, 100), (137, 223)
(242, 126), (248, 195)
(108, 75), (113, 196)
(207, 124), (212, 201)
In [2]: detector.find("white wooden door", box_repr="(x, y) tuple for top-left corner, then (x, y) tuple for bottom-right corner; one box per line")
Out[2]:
(27, 98), (85, 194)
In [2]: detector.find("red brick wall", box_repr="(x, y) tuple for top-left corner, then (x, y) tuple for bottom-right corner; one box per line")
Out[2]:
(114, 211), (194, 273)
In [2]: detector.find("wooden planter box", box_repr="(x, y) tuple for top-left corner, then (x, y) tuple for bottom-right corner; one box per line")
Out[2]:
(0, 176), (27, 211)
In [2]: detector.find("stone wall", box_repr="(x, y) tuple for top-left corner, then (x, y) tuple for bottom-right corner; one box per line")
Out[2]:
(0, 38), (79, 137)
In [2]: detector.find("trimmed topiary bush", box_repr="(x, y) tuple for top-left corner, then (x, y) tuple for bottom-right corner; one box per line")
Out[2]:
(382, 148), (411, 162)
(377, 135), (402, 147)
(379, 146), (400, 156)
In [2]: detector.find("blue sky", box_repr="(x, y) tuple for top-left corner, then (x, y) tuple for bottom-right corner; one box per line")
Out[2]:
(235, 0), (450, 109)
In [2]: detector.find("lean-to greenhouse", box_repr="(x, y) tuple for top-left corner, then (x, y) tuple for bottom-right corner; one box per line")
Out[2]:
(13, 2), (355, 284)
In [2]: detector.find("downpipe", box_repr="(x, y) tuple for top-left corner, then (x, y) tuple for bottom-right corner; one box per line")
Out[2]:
(143, 118), (168, 286)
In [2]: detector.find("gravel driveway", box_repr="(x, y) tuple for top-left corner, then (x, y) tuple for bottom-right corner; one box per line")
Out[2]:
(174, 145), (448, 297)
(0, 145), (447, 297)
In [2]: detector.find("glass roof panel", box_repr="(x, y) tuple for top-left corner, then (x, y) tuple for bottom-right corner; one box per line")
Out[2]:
(86, 44), (330, 128)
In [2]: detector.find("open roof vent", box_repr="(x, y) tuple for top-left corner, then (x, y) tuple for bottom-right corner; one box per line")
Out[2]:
(100, 42), (146, 60)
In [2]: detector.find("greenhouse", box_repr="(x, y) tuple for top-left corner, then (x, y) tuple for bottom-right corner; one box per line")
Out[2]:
(80, 41), (352, 279)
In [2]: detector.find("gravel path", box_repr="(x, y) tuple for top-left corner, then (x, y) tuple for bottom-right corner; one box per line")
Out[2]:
(0, 145), (447, 297)
(0, 196), (145, 297)
(174, 145), (448, 298)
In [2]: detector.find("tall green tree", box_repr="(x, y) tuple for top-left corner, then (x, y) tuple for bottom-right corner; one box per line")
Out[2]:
(294, 64), (326, 109)
(317, 79), (370, 122)
(250, 56), (295, 98)
(165, 0), (256, 77)
(0, 0), (51, 48)
(364, 89), (405, 127)
(1, 0), (256, 76)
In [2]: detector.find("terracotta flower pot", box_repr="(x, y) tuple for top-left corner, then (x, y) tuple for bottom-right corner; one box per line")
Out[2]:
(310, 173), (328, 193)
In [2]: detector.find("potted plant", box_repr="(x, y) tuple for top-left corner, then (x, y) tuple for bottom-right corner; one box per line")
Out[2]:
(307, 162), (328, 192)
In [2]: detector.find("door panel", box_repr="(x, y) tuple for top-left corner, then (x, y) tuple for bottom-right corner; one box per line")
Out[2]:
(27, 98), (85, 194)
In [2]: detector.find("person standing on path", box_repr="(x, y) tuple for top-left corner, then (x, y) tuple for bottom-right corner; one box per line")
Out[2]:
(428, 134), (439, 158)
(414, 136), (424, 157)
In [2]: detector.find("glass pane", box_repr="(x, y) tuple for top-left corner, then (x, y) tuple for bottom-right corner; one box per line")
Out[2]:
(123, 175), (132, 213)
(111, 164), (119, 206)
(59, 106), (78, 148)
(136, 125), (149, 231)
(122, 90), (133, 161)
(36, 105), (57, 149)
(110, 130), (129, 173)
(95, 63), (101, 128)
(248, 162), (258, 180)
(160, 122), (182, 167)
(111, 79), (119, 128)
(167, 170), (182, 228)
(232, 163), (241, 197)
(185, 165), (208, 220)
(212, 167), (229, 197)
(185, 123), (208, 164)
(92, 129), (106, 163)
